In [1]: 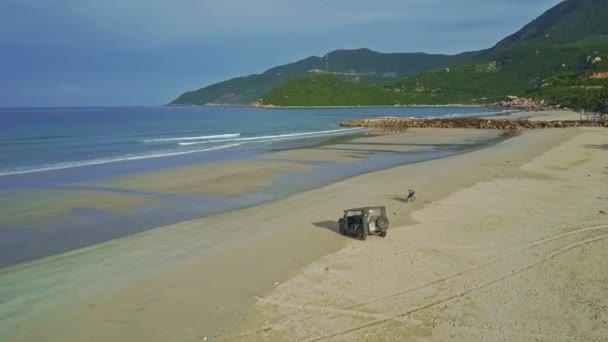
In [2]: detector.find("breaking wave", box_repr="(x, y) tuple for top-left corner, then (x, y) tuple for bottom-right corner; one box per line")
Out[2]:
(178, 128), (367, 146)
(436, 110), (518, 119)
(0, 143), (242, 177)
(142, 133), (241, 143)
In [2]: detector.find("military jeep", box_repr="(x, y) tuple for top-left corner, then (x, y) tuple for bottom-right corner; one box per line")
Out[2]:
(338, 206), (389, 240)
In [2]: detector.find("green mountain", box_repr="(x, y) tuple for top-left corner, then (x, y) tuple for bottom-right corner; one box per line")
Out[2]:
(490, 0), (608, 50)
(388, 44), (607, 105)
(170, 49), (479, 105)
(261, 0), (608, 110)
(262, 74), (391, 107)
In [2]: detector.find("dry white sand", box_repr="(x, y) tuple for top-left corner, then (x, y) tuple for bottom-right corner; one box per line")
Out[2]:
(1, 118), (606, 342)
(249, 127), (608, 341)
(493, 110), (586, 121)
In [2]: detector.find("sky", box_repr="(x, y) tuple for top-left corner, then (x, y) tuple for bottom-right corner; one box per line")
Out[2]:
(0, 0), (563, 107)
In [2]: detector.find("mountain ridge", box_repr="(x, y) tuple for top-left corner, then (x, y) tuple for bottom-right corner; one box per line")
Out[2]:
(491, 0), (607, 50)
(260, 0), (608, 110)
(170, 49), (481, 105)
(172, 0), (607, 110)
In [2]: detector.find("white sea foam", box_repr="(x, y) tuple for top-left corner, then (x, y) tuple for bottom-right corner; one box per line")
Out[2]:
(142, 133), (241, 143)
(433, 110), (517, 119)
(178, 128), (367, 146)
(0, 143), (242, 177)
(457, 110), (518, 117)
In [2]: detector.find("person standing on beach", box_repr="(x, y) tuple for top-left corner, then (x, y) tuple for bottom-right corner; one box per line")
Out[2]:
(406, 189), (415, 202)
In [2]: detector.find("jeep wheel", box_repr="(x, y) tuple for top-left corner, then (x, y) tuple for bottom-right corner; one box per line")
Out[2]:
(339, 223), (346, 235)
(379, 230), (387, 238)
(376, 216), (389, 231)
(356, 226), (366, 241)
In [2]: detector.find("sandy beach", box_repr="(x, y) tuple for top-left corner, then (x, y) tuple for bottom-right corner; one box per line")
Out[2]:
(1, 111), (606, 341)
(492, 109), (585, 121)
(253, 125), (608, 341)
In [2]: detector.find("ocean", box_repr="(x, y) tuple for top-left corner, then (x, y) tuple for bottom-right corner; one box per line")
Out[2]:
(0, 105), (505, 268)
(0, 106), (503, 177)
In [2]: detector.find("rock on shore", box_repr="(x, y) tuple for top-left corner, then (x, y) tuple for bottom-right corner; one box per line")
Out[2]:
(339, 117), (608, 132)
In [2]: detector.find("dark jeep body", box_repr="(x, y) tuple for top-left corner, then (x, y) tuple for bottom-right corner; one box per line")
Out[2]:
(338, 206), (389, 240)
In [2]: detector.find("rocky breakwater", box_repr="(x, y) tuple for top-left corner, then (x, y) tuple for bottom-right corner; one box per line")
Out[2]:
(339, 117), (607, 133)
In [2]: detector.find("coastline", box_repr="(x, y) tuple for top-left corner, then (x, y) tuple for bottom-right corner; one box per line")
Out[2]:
(0, 128), (505, 341)
(250, 104), (483, 109)
(1, 110), (606, 341)
(0, 128), (501, 268)
(338, 110), (607, 130)
(168, 103), (483, 109)
(253, 125), (608, 341)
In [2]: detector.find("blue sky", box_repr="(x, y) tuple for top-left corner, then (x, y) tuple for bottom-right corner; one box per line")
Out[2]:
(0, 0), (562, 107)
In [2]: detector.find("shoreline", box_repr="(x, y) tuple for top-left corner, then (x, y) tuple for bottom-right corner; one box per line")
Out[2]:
(0, 128), (507, 341)
(0, 106), (504, 179)
(252, 125), (608, 341)
(250, 104), (483, 109)
(0, 129), (502, 269)
(167, 103), (484, 109)
(2, 110), (606, 341)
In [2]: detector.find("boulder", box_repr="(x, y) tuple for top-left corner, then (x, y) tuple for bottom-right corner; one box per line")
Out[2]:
(339, 117), (607, 130)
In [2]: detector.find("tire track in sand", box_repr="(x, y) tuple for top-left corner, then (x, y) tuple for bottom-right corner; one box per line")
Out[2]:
(338, 224), (608, 312)
(222, 225), (608, 341)
(307, 233), (608, 341)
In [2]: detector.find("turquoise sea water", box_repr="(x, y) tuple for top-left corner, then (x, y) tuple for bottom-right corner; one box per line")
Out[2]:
(0, 106), (505, 268)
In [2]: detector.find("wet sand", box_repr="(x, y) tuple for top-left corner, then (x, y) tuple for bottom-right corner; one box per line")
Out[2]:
(107, 129), (501, 194)
(0, 129), (501, 268)
(1, 112), (606, 341)
(108, 160), (313, 197)
(263, 129), (501, 163)
(0, 128), (503, 341)
(1, 190), (161, 227)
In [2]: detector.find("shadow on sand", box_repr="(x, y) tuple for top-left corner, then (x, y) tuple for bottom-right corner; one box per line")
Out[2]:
(392, 196), (409, 203)
(312, 220), (361, 240)
(312, 220), (340, 234)
(585, 144), (608, 150)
